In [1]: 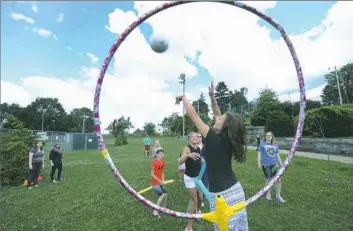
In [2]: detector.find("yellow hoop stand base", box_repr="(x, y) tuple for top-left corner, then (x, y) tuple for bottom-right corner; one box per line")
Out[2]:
(138, 179), (175, 194)
(201, 195), (246, 231)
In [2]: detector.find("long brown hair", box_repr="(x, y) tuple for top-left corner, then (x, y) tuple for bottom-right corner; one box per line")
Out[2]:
(218, 112), (247, 163)
(265, 131), (277, 145)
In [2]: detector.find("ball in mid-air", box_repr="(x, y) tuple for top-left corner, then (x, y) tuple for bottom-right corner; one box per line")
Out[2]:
(149, 35), (169, 53)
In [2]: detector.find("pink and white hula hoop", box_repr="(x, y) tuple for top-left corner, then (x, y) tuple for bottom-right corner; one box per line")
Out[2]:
(93, 0), (306, 220)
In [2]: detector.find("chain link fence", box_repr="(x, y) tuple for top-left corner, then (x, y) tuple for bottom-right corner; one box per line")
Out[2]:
(0, 128), (98, 152)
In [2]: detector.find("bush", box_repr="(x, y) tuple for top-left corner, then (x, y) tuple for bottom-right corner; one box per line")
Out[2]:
(114, 131), (128, 146)
(0, 116), (39, 186)
(265, 111), (294, 137)
(296, 104), (353, 138)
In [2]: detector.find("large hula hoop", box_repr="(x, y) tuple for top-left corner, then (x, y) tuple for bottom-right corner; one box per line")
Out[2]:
(93, 0), (306, 221)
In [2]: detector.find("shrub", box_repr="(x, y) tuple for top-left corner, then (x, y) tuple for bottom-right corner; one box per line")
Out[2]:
(265, 111), (294, 137)
(295, 104), (353, 138)
(0, 116), (39, 186)
(114, 131), (128, 146)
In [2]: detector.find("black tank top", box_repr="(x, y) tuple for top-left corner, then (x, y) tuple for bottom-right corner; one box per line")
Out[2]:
(184, 145), (201, 177)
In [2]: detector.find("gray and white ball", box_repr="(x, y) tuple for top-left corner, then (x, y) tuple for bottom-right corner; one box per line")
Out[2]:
(149, 35), (169, 53)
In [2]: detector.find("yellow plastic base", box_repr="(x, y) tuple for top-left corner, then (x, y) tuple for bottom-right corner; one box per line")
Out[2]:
(201, 195), (246, 231)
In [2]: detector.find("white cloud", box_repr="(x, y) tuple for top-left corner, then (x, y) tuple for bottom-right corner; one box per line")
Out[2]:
(3, 1), (353, 131)
(67, 46), (72, 51)
(0, 81), (33, 107)
(32, 4), (38, 13)
(32, 28), (58, 40)
(56, 13), (64, 23)
(86, 53), (99, 64)
(10, 12), (35, 24)
(278, 84), (326, 102)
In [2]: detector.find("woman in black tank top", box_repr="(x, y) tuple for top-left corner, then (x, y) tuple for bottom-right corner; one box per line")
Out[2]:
(178, 133), (203, 231)
(175, 81), (249, 231)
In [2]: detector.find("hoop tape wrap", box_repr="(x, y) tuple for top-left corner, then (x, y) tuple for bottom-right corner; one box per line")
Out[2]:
(93, 0), (306, 222)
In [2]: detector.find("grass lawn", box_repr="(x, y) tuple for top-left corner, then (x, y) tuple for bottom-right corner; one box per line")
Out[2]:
(1, 137), (353, 231)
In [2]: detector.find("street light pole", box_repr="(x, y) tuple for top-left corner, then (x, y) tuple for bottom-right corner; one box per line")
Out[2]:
(334, 66), (343, 105)
(178, 73), (186, 139)
(82, 115), (89, 133)
(41, 112), (44, 132)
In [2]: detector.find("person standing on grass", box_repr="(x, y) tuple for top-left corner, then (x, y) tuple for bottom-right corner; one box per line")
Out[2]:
(144, 135), (152, 156)
(152, 140), (163, 157)
(256, 134), (261, 151)
(257, 131), (285, 203)
(175, 81), (249, 231)
(150, 149), (168, 218)
(28, 141), (45, 189)
(177, 152), (186, 182)
(179, 132), (203, 231)
(49, 143), (64, 183)
(199, 134), (208, 208)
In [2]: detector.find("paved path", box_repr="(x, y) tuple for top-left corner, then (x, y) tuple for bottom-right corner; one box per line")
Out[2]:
(248, 146), (353, 164)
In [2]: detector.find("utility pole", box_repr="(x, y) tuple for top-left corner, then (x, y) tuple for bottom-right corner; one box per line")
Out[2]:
(82, 114), (89, 133)
(334, 66), (343, 105)
(178, 73), (186, 139)
(39, 108), (46, 132)
(197, 100), (200, 115)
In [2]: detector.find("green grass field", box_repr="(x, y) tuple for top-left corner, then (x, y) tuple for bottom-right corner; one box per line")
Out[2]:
(1, 137), (353, 231)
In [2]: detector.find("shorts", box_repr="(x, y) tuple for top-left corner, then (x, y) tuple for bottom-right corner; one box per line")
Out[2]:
(209, 182), (248, 231)
(152, 185), (167, 196)
(184, 174), (197, 189)
(262, 165), (278, 179)
(178, 163), (185, 172)
(144, 145), (151, 151)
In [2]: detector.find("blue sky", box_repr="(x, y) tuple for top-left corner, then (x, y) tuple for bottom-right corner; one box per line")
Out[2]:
(2, 1), (335, 89)
(3, 1), (351, 130)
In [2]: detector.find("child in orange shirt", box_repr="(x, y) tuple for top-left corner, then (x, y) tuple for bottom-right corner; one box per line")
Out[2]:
(150, 149), (168, 218)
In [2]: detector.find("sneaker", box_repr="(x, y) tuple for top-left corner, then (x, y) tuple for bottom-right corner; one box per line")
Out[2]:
(34, 185), (39, 188)
(201, 202), (205, 207)
(266, 194), (272, 200)
(152, 210), (161, 218)
(28, 187), (33, 190)
(276, 196), (286, 203)
(51, 180), (57, 183)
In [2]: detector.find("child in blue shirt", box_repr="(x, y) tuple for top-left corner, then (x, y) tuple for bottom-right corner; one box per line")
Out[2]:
(257, 131), (285, 203)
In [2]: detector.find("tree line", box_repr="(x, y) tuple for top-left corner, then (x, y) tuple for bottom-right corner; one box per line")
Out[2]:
(1, 63), (352, 138)
(156, 63), (353, 138)
(0, 97), (94, 133)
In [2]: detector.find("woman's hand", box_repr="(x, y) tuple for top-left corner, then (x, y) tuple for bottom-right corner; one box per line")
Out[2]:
(175, 95), (184, 105)
(50, 161), (54, 167)
(188, 152), (200, 161)
(209, 81), (215, 98)
(258, 163), (262, 169)
(42, 163), (45, 168)
(29, 165), (33, 170)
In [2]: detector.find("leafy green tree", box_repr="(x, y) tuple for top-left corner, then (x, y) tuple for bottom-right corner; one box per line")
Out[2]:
(0, 103), (24, 127)
(229, 87), (248, 114)
(321, 63), (353, 105)
(192, 93), (209, 115)
(214, 81), (231, 114)
(144, 122), (156, 135)
(106, 116), (133, 146)
(21, 97), (67, 131)
(0, 115), (39, 186)
(250, 88), (282, 126)
(66, 107), (94, 133)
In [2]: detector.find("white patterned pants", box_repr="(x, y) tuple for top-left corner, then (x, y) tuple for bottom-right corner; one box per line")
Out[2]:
(209, 182), (249, 231)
